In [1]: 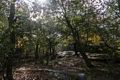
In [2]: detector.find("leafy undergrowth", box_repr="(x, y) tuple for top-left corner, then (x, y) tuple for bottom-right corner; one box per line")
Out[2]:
(13, 56), (86, 80)
(12, 56), (120, 80)
(50, 56), (87, 72)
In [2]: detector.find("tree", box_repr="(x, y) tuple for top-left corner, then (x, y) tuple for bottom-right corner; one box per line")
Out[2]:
(3, 0), (16, 80)
(49, 0), (94, 67)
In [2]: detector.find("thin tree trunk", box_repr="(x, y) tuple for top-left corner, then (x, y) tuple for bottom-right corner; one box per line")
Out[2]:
(74, 42), (79, 56)
(35, 43), (39, 63)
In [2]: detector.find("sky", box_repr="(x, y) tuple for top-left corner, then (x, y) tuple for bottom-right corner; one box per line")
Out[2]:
(22, 0), (108, 8)
(21, 0), (108, 21)
(23, 0), (48, 5)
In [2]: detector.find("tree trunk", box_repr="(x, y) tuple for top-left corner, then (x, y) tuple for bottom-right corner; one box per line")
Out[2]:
(35, 43), (39, 63)
(80, 52), (93, 67)
(4, 0), (16, 80)
(48, 40), (52, 54)
(75, 38), (93, 67)
(73, 29), (93, 67)
(5, 55), (13, 80)
(74, 42), (79, 56)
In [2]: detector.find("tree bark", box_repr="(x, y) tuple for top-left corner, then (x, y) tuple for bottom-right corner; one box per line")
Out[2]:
(5, 55), (13, 80)
(35, 42), (39, 63)
(4, 0), (16, 80)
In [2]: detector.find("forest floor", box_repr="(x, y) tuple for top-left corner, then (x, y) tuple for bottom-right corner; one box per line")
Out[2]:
(12, 55), (120, 80)
(0, 55), (120, 80)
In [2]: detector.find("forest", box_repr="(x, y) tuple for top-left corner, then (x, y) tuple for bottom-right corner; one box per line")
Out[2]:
(0, 0), (120, 80)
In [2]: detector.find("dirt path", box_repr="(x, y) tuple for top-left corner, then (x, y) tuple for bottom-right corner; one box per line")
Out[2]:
(12, 56), (120, 80)
(13, 63), (85, 80)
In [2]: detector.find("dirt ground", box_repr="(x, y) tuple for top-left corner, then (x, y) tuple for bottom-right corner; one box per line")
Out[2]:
(1, 56), (120, 80)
